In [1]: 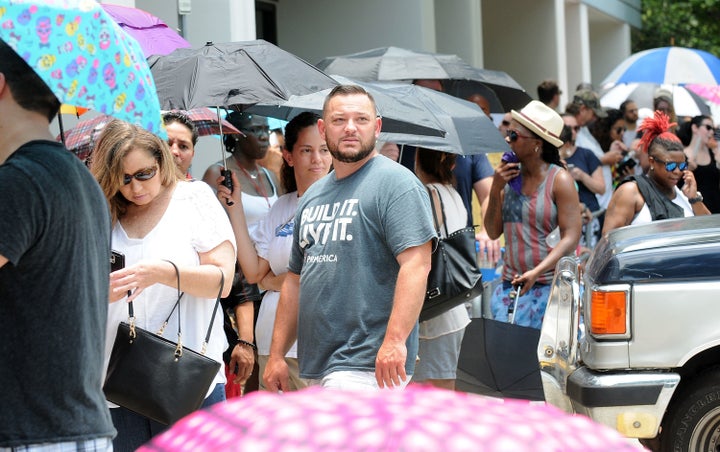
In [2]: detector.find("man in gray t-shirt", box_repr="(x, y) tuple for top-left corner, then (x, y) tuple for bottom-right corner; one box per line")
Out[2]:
(263, 85), (436, 390)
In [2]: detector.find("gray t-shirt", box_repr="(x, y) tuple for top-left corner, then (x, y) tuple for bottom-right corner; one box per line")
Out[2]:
(289, 155), (436, 379)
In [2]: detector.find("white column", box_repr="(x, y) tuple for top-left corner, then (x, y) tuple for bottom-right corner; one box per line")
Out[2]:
(554, 0), (568, 107)
(229, 0), (256, 41)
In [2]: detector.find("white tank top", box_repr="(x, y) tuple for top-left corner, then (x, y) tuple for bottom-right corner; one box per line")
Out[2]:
(241, 167), (278, 235)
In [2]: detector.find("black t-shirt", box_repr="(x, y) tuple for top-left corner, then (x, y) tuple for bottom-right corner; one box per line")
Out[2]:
(0, 141), (115, 445)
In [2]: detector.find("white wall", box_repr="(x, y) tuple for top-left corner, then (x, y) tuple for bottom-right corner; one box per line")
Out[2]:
(275, 0), (436, 66)
(482, 0), (558, 99)
(590, 20), (631, 88)
(435, 0), (483, 67)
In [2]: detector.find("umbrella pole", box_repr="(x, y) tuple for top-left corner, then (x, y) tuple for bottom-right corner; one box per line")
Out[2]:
(57, 113), (66, 147)
(217, 106), (234, 206)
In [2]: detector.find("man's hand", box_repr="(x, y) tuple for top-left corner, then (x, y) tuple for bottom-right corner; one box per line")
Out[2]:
(375, 339), (408, 388)
(229, 342), (255, 385)
(263, 355), (290, 392)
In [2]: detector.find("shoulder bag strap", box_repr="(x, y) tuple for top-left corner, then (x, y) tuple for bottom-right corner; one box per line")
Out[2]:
(425, 185), (443, 233)
(201, 268), (224, 354)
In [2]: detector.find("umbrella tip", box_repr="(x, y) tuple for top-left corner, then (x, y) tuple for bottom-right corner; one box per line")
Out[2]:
(205, 41), (214, 46)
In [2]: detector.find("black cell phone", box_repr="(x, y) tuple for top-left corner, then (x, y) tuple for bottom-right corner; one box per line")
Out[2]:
(110, 250), (125, 272)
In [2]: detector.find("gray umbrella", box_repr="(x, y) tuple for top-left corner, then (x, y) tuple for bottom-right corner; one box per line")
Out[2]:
(247, 76), (508, 155)
(246, 76), (446, 138)
(375, 81), (511, 155)
(315, 46), (531, 112)
(148, 40), (339, 110)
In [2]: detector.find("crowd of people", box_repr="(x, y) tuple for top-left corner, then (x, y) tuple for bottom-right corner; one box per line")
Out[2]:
(2, 30), (717, 451)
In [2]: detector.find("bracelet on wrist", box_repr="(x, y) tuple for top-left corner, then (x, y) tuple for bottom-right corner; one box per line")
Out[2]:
(236, 338), (257, 351)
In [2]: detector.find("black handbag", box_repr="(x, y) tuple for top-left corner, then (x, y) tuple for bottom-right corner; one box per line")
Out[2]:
(103, 261), (224, 425)
(420, 186), (483, 322)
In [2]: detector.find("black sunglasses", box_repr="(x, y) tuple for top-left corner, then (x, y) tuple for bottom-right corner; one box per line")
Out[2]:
(501, 120), (511, 127)
(506, 129), (536, 143)
(123, 166), (158, 185)
(651, 157), (688, 172)
(702, 124), (715, 132)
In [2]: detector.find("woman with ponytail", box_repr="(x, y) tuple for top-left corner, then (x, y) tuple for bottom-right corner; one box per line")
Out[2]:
(602, 111), (710, 234)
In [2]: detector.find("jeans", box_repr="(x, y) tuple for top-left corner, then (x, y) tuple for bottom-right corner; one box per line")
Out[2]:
(110, 383), (225, 452)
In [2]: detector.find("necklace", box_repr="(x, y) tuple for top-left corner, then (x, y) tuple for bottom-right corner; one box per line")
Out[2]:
(239, 166), (272, 208)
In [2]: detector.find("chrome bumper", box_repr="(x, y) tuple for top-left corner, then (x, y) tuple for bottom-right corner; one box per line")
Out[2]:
(566, 367), (680, 438)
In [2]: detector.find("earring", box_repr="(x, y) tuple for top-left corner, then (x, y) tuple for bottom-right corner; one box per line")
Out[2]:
(650, 166), (654, 171)
(534, 146), (539, 153)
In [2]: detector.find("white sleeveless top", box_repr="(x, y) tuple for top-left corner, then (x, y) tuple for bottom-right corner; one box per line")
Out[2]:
(241, 167), (279, 234)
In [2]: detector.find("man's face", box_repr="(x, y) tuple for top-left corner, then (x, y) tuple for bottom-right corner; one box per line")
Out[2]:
(319, 93), (381, 163)
(623, 102), (638, 123)
(575, 104), (595, 126)
(165, 121), (195, 175)
(563, 115), (579, 142)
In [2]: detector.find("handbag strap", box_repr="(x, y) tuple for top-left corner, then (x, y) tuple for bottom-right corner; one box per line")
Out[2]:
(426, 184), (450, 238)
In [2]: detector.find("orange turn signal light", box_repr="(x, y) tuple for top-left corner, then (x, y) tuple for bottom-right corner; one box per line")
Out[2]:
(590, 290), (627, 335)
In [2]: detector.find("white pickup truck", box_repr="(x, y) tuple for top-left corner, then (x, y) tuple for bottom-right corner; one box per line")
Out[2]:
(539, 215), (720, 452)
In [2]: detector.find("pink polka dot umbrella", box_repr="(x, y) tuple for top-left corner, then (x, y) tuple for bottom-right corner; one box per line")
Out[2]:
(139, 385), (644, 451)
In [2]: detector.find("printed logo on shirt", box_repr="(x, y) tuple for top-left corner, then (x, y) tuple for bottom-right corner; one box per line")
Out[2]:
(275, 220), (294, 237)
(298, 199), (358, 249)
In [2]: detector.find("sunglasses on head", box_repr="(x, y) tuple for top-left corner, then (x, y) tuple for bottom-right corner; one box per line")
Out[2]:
(506, 129), (536, 143)
(123, 166), (158, 185)
(651, 157), (688, 172)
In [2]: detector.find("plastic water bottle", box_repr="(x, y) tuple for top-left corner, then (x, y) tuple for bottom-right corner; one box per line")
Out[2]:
(546, 226), (560, 248)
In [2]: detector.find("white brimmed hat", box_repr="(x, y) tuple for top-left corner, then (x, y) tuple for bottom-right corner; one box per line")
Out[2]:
(510, 100), (564, 147)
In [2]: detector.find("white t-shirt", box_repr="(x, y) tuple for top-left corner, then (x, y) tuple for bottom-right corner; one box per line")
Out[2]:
(250, 192), (299, 357)
(631, 186), (694, 225)
(576, 126), (613, 210)
(419, 183), (471, 340)
(105, 181), (237, 405)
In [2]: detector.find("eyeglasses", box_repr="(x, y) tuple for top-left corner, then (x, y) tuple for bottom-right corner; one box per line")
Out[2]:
(651, 157), (688, 172)
(507, 129), (536, 142)
(702, 124), (715, 132)
(123, 166), (158, 185)
(501, 120), (511, 127)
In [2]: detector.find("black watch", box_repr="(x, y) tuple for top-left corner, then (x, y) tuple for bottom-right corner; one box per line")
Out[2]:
(689, 191), (704, 205)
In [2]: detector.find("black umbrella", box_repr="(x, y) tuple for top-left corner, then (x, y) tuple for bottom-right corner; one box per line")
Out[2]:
(456, 281), (544, 401)
(315, 46), (531, 112)
(149, 40), (339, 203)
(149, 40), (339, 110)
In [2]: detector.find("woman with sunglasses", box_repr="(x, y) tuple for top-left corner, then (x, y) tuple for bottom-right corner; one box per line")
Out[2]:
(484, 101), (581, 329)
(90, 120), (236, 450)
(680, 115), (720, 213)
(602, 111), (710, 234)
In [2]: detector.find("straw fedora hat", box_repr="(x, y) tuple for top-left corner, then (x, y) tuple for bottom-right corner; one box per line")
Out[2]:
(510, 100), (564, 147)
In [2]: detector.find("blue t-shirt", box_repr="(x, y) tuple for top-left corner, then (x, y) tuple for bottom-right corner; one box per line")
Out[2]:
(289, 156), (436, 379)
(566, 146), (601, 212)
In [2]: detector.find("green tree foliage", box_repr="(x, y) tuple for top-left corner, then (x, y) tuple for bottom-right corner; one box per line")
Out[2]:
(633, 0), (720, 55)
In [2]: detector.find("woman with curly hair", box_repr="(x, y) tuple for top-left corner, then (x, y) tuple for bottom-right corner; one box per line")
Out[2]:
(602, 111), (710, 234)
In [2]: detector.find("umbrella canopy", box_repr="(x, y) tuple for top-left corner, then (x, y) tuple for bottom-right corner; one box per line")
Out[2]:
(377, 82), (510, 155)
(60, 108), (241, 163)
(600, 83), (712, 118)
(246, 75), (447, 140)
(138, 385), (643, 452)
(101, 4), (191, 57)
(0, 0), (165, 137)
(315, 46), (531, 112)
(601, 47), (720, 86)
(58, 114), (112, 163)
(457, 316), (544, 400)
(317, 47), (532, 113)
(164, 108), (242, 136)
(149, 40), (339, 110)
(248, 76), (509, 155)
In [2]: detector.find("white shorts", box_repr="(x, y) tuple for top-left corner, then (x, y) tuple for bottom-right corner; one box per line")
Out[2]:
(305, 370), (411, 391)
